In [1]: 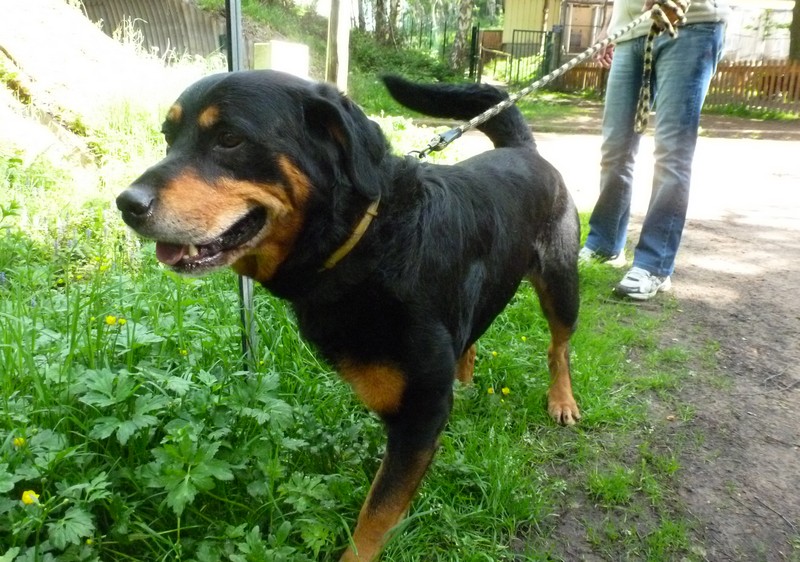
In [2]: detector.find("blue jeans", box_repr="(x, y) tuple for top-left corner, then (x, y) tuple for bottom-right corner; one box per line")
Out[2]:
(584, 22), (725, 277)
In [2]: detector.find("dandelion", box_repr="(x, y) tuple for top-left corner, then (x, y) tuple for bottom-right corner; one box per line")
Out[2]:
(501, 387), (511, 396)
(105, 315), (117, 326)
(487, 387), (495, 395)
(491, 351), (498, 357)
(13, 436), (26, 448)
(21, 490), (39, 505)
(118, 318), (127, 326)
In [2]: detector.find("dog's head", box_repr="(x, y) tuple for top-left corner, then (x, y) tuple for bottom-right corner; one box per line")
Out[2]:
(116, 70), (387, 282)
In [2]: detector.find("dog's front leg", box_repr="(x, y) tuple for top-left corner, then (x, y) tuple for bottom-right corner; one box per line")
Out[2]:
(341, 385), (453, 561)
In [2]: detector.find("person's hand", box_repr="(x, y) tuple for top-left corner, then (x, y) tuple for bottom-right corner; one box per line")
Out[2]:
(644, 0), (689, 36)
(595, 43), (615, 69)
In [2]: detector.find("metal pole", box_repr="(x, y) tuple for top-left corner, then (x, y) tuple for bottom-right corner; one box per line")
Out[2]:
(225, 0), (257, 370)
(225, 0), (245, 72)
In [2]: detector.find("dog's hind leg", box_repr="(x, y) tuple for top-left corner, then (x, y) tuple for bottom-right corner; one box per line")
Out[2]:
(527, 205), (581, 425)
(530, 266), (581, 425)
(341, 384), (453, 561)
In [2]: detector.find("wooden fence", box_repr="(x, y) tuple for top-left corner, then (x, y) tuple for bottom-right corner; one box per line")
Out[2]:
(551, 60), (800, 115)
(705, 60), (800, 114)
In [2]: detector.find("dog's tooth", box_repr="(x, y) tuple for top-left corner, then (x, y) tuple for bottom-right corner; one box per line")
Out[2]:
(187, 244), (199, 257)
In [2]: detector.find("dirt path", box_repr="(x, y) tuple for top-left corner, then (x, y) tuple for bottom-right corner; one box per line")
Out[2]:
(663, 140), (800, 560)
(560, 132), (800, 560)
(669, 217), (800, 561)
(573, 133), (800, 560)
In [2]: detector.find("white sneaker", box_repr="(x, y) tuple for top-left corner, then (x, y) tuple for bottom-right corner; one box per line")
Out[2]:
(578, 247), (628, 268)
(614, 267), (671, 300)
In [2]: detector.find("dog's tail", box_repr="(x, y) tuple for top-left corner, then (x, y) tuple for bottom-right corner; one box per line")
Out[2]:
(381, 75), (534, 149)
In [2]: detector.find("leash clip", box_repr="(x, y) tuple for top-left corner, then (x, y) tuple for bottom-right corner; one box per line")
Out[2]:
(408, 127), (464, 160)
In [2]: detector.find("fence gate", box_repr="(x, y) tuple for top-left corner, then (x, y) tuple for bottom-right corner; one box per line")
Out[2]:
(509, 29), (553, 84)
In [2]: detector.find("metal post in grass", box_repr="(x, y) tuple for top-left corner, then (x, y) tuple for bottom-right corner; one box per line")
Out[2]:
(225, 0), (257, 370)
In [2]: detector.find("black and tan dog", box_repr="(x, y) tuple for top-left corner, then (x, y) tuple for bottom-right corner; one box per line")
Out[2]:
(117, 70), (581, 561)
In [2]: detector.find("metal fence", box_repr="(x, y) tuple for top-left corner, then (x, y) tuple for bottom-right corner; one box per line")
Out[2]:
(81, 0), (226, 61)
(398, 11), (459, 60)
(507, 29), (553, 84)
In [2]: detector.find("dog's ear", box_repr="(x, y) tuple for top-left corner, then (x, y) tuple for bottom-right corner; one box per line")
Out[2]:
(302, 90), (386, 200)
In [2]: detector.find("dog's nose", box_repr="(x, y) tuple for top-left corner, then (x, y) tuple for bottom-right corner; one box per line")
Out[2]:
(116, 185), (155, 227)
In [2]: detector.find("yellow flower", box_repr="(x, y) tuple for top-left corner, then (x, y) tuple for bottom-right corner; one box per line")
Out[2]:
(105, 315), (117, 326)
(76, 274), (84, 281)
(21, 490), (39, 505)
(179, 349), (188, 356)
(501, 387), (511, 396)
(118, 318), (127, 326)
(86, 538), (94, 546)
(99, 264), (110, 272)
(491, 351), (498, 357)
(487, 387), (495, 395)
(89, 316), (96, 323)
(521, 336), (527, 342)
(13, 436), (26, 448)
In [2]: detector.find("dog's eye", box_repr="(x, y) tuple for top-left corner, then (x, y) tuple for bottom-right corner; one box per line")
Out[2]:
(217, 132), (243, 149)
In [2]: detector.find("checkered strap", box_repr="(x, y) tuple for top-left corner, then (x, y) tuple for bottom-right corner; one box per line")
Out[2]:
(634, 0), (691, 133)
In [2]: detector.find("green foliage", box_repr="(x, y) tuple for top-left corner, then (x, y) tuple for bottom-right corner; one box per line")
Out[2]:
(351, 29), (456, 81)
(703, 103), (800, 121)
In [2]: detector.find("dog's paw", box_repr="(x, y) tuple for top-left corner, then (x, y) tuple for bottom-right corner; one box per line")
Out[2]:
(547, 396), (581, 426)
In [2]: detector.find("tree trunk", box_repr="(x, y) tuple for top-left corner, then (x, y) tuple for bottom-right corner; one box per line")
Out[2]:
(375, 0), (389, 44)
(790, 0), (800, 61)
(448, 0), (473, 71)
(357, 0), (365, 31)
(388, 0), (402, 45)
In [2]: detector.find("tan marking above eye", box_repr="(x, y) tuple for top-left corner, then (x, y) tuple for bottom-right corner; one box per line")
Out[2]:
(198, 105), (220, 129)
(166, 104), (182, 123)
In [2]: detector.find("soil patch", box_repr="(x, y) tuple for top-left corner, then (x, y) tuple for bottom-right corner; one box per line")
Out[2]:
(661, 215), (800, 561)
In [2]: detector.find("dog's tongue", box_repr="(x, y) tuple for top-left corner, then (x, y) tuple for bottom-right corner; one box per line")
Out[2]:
(155, 242), (187, 265)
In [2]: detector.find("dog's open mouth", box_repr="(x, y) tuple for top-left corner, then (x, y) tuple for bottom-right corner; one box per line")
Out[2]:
(154, 207), (268, 272)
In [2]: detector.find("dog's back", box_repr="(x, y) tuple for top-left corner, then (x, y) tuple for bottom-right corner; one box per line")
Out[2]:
(381, 75), (534, 150)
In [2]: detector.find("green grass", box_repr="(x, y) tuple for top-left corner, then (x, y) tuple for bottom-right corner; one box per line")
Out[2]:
(352, 76), (593, 125)
(704, 103), (800, 121)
